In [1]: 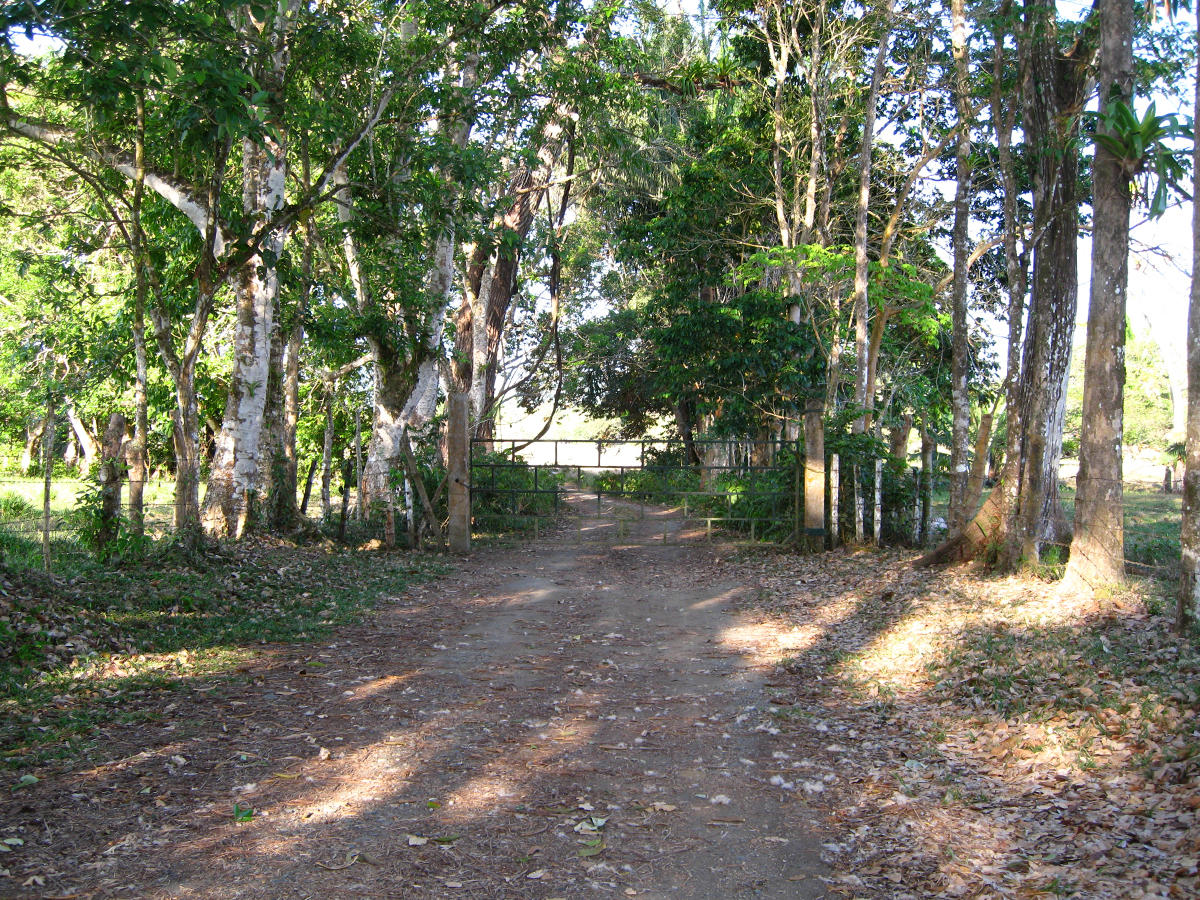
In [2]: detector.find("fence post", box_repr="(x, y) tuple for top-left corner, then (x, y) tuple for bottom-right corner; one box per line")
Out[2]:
(447, 393), (471, 554)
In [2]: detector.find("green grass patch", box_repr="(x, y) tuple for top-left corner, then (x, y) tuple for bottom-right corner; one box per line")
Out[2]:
(0, 535), (445, 768)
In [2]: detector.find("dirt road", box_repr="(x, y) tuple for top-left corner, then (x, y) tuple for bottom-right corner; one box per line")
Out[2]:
(3, 502), (830, 898)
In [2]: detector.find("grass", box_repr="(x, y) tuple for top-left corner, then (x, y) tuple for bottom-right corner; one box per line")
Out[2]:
(929, 478), (1184, 571)
(0, 532), (445, 769)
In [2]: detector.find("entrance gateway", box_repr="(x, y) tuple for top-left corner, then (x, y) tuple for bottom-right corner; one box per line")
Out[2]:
(468, 437), (803, 544)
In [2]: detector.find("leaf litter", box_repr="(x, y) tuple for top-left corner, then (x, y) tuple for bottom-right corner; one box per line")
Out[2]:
(728, 545), (1199, 899)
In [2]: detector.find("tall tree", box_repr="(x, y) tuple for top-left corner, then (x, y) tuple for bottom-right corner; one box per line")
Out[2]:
(946, 0), (974, 531)
(1062, 0), (1134, 592)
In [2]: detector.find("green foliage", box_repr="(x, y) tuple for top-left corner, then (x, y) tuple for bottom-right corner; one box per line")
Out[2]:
(1087, 100), (1191, 218)
(0, 493), (36, 521)
(469, 450), (563, 534)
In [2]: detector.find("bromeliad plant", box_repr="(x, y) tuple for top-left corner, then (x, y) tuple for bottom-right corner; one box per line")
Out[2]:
(1089, 100), (1192, 218)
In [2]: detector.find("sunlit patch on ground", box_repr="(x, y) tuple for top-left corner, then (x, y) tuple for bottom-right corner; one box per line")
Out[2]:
(736, 546), (1199, 898)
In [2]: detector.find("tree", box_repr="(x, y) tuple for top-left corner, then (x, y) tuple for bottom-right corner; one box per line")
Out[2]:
(1061, 0), (1135, 592)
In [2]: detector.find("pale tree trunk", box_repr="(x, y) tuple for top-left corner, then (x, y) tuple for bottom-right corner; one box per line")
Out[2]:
(64, 402), (100, 475)
(850, 0), (897, 435)
(274, 237), (309, 531)
(203, 3), (297, 537)
(350, 53), (478, 507)
(947, 0), (973, 531)
(203, 128), (289, 536)
(455, 111), (571, 440)
(963, 412), (993, 523)
(127, 89), (149, 537)
(1177, 4), (1200, 632)
(19, 419), (43, 474)
(1063, 0), (1133, 593)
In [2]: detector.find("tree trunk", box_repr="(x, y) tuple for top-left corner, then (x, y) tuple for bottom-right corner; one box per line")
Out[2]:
(64, 402), (99, 475)
(129, 284), (150, 537)
(96, 413), (127, 559)
(19, 419), (43, 474)
(1063, 0), (1133, 593)
(947, 0), (973, 531)
(920, 426), (935, 545)
(850, 0), (897, 435)
(919, 0), (1087, 569)
(963, 412), (993, 524)
(203, 124), (288, 537)
(127, 88), (149, 537)
(300, 456), (318, 516)
(889, 413), (912, 462)
(354, 57), (478, 507)
(202, 7), (296, 537)
(321, 392), (335, 521)
(1177, 3), (1200, 633)
(454, 111), (570, 439)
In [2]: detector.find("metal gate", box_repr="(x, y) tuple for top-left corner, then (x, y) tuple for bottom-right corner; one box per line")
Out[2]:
(469, 438), (801, 543)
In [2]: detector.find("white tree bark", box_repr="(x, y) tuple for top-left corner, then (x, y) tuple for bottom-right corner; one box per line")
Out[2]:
(203, 128), (289, 536)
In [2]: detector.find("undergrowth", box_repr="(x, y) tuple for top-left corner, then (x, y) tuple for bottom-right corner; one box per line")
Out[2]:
(0, 535), (443, 768)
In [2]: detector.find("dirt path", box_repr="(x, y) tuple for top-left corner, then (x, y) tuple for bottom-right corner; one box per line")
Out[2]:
(2, 499), (831, 898)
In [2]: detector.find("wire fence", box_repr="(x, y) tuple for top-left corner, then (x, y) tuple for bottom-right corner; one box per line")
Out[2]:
(0, 469), (1186, 575)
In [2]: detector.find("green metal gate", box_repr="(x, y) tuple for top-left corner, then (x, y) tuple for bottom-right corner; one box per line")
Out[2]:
(469, 438), (801, 543)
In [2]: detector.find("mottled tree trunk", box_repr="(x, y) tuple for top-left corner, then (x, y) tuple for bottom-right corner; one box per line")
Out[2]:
(96, 413), (127, 559)
(203, 5), (296, 537)
(947, 0), (973, 531)
(919, 0), (1086, 569)
(203, 125), (288, 537)
(356, 55), (478, 506)
(1063, 0), (1133, 592)
(127, 89), (149, 536)
(963, 412), (994, 524)
(454, 112), (570, 440)
(850, 0), (897, 434)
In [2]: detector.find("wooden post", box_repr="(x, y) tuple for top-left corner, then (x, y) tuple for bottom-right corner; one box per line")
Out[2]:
(803, 403), (825, 551)
(447, 393), (471, 554)
(828, 452), (840, 549)
(873, 458), (883, 545)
